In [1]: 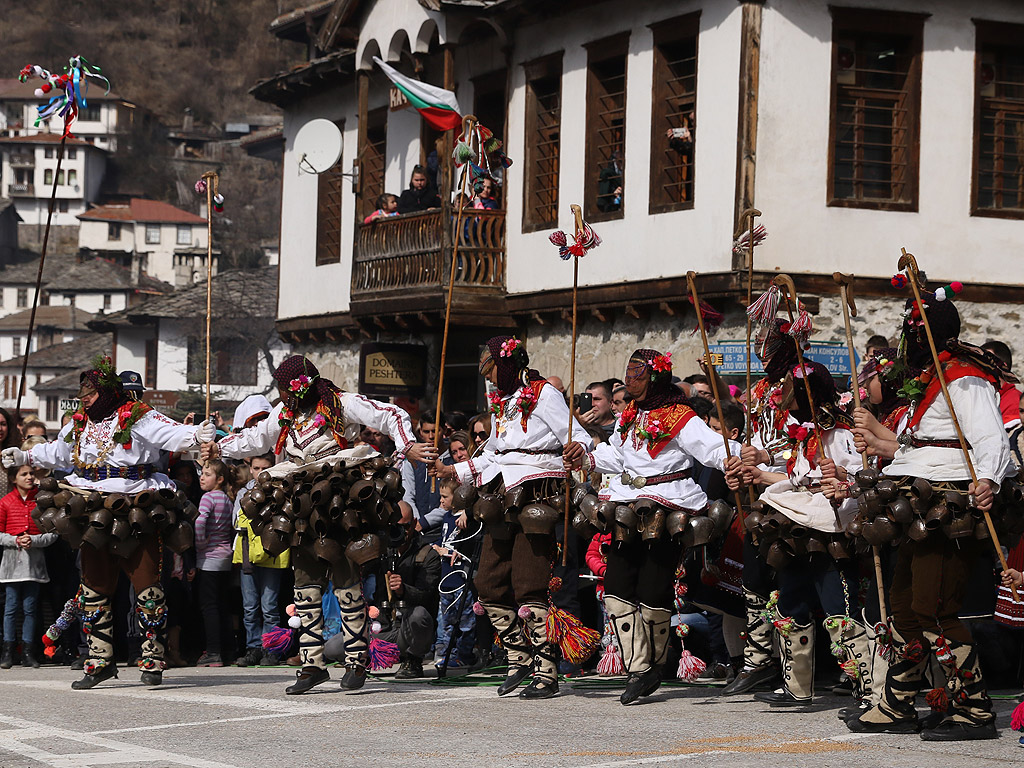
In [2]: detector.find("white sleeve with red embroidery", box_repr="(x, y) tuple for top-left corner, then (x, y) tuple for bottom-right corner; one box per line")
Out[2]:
(533, 385), (593, 450)
(27, 423), (74, 470)
(677, 416), (741, 472)
(341, 393), (415, 455)
(590, 427), (625, 476)
(218, 403), (285, 459)
(134, 410), (204, 453)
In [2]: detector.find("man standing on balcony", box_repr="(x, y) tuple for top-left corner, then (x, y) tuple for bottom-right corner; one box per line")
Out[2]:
(397, 165), (441, 214)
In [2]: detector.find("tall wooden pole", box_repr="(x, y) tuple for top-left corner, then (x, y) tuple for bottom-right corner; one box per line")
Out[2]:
(898, 248), (1018, 602)
(687, 271), (745, 528)
(561, 204), (585, 566)
(202, 171), (217, 421)
(741, 207), (760, 506)
(16, 135), (67, 419)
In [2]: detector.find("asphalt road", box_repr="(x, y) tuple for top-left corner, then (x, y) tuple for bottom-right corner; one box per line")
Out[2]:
(0, 666), (1020, 768)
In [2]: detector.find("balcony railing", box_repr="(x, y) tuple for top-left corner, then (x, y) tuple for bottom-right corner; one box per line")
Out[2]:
(352, 207), (506, 314)
(7, 183), (34, 196)
(8, 154), (34, 168)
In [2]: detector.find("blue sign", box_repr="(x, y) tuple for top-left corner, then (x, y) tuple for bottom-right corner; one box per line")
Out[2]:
(707, 341), (860, 378)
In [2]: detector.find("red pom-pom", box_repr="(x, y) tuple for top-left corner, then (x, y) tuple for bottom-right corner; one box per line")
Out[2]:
(548, 231), (567, 247)
(950, 281), (963, 294)
(548, 576), (563, 593)
(367, 605), (380, 619)
(472, 600), (485, 616)
(41, 83), (52, 93)
(1011, 700), (1024, 731)
(44, 645), (57, 658)
(891, 274), (907, 289)
(925, 687), (949, 712)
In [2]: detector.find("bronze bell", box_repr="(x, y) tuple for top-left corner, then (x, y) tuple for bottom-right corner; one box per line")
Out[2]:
(309, 509), (330, 537)
(765, 539), (793, 569)
(871, 516), (898, 544)
(81, 525), (111, 550)
(249, 487), (267, 506)
(257, 470), (273, 488)
(596, 501), (618, 529)
(134, 490), (154, 509)
(271, 514), (294, 534)
(294, 494), (312, 520)
(805, 536), (828, 555)
(38, 508), (59, 534)
(313, 535), (345, 563)
(291, 469), (310, 483)
(165, 521), (194, 554)
(52, 491), (71, 509)
(888, 497), (913, 525)
(686, 515), (716, 548)
(327, 472), (346, 492)
(855, 468), (879, 489)
(910, 477), (934, 501)
(743, 508), (763, 533)
(34, 491), (54, 510)
(128, 507), (153, 535)
(860, 488), (882, 515)
(550, 493), (567, 513)
(579, 495), (603, 530)
(380, 469), (402, 501)
(845, 516), (863, 538)
(1002, 480), (1024, 504)
(65, 494), (87, 518)
(452, 484), (478, 512)
(473, 493), (503, 526)
(572, 510), (598, 539)
(925, 502), (952, 530)
(826, 537), (851, 560)
(910, 496), (931, 516)
(639, 505), (667, 542)
(349, 479), (376, 508)
(38, 476), (59, 493)
(613, 504), (640, 543)
(344, 467), (363, 484)
(310, 479), (333, 508)
(86, 491), (104, 510)
(157, 487), (177, 504)
(707, 500), (734, 537)
(974, 520), (991, 540)
(260, 528), (289, 557)
(327, 494), (344, 519)
(341, 508), (362, 536)
(240, 493), (261, 517)
(503, 486), (526, 514)
(943, 490), (969, 516)
(943, 515), (974, 540)
(109, 518), (131, 542)
(570, 485), (590, 509)
(345, 533), (382, 565)
(874, 479), (898, 502)
(271, 487), (287, 506)
(173, 488), (188, 506)
(907, 518), (930, 541)
(88, 508), (113, 531)
(666, 511), (689, 540)
(149, 504), (168, 525)
(859, 520), (879, 546)
(519, 503), (560, 535)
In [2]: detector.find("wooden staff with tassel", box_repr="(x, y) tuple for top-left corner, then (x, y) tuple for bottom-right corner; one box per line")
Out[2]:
(687, 271), (745, 528)
(201, 171), (219, 425)
(432, 115), (478, 490)
(740, 207), (761, 506)
(833, 271), (888, 625)
(15, 134), (67, 420)
(897, 249), (1019, 602)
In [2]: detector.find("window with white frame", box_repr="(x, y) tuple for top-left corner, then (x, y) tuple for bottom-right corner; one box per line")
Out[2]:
(176, 224), (191, 245)
(145, 224), (160, 244)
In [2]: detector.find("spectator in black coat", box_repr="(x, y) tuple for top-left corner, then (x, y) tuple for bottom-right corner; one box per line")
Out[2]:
(397, 165), (441, 213)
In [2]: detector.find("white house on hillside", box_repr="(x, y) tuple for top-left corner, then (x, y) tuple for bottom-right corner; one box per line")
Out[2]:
(77, 198), (213, 288)
(0, 305), (95, 362)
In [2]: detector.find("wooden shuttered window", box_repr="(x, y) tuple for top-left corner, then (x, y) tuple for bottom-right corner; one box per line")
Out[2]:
(522, 53), (562, 233)
(973, 21), (1024, 218)
(649, 13), (699, 214)
(359, 108), (388, 224)
(315, 119), (345, 265)
(827, 10), (924, 211)
(584, 34), (629, 222)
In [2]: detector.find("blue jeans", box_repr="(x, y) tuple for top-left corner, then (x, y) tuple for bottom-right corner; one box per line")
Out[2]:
(435, 577), (476, 663)
(4, 582), (40, 643)
(239, 567), (284, 650)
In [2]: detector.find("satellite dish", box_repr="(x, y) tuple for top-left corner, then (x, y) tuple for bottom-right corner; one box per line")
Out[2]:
(294, 118), (343, 174)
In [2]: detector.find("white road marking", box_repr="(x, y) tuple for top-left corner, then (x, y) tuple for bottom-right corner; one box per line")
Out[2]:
(0, 714), (242, 768)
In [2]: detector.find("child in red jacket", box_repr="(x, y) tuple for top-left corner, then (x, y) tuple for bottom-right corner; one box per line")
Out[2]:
(0, 465), (57, 669)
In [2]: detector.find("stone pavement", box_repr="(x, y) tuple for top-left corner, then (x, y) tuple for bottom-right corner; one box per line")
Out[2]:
(0, 667), (1020, 767)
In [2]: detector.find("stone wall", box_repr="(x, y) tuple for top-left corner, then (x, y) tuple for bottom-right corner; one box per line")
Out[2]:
(17, 223), (78, 255)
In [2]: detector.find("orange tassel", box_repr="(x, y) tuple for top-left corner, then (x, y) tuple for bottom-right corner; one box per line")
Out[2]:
(546, 605), (600, 665)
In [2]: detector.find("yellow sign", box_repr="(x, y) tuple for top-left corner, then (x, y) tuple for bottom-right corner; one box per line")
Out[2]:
(360, 343), (427, 397)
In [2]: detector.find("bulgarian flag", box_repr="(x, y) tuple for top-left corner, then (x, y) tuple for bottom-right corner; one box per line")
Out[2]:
(374, 56), (462, 131)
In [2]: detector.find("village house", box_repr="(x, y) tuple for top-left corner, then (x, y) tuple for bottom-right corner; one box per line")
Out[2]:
(252, 0), (1024, 411)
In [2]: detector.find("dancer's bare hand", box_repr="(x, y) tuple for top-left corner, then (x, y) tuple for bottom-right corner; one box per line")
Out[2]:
(563, 442), (587, 471)
(969, 478), (996, 512)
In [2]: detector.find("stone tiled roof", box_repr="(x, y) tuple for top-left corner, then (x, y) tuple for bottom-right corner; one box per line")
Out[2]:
(0, 333), (109, 372)
(32, 369), (84, 393)
(89, 266), (278, 328)
(0, 305), (95, 331)
(0, 252), (78, 285)
(43, 257), (173, 294)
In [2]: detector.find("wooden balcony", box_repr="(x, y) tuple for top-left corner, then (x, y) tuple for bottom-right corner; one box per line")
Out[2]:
(8, 154), (35, 168)
(7, 183), (34, 196)
(351, 207), (509, 325)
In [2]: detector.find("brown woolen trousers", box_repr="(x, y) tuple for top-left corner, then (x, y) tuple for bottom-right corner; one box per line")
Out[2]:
(890, 534), (976, 645)
(475, 529), (553, 607)
(80, 535), (161, 596)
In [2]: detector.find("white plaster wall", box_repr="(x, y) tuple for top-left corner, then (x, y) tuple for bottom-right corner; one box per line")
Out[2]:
(79, 218), (132, 251)
(756, 0), (1024, 284)
(48, 290), (127, 314)
(114, 326), (153, 384)
(503, 0), (741, 295)
(356, 0), (444, 71)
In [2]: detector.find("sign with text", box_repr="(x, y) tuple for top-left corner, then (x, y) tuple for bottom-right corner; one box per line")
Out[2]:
(708, 341), (860, 378)
(59, 398), (80, 413)
(360, 343), (427, 398)
(143, 390), (181, 411)
(389, 86), (409, 111)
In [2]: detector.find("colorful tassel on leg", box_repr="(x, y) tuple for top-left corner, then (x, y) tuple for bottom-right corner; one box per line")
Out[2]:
(545, 605), (601, 665)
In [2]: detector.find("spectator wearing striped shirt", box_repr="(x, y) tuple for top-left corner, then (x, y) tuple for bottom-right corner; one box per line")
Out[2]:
(194, 459), (236, 667)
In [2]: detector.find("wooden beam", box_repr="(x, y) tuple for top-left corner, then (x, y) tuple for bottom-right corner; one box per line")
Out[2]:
(531, 311), (547, 326)
(658, 301), (677, 317)
(417, 312), (436, 327)
(373, 315), (387, 330)
(341, 327), (354, 341)
(733, 1), (764, 267)
(325, 329), (338, 343)
(624, 304), (642, 320)
(394, 314), (409, 329)
(591, 308), (609, 323)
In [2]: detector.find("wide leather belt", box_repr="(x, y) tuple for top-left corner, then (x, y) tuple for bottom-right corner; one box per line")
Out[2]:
(620, 469), (691, 490)
(907, 436), (971, 450)
(77, 464), (156, 481)
(494, 447), (561, 456)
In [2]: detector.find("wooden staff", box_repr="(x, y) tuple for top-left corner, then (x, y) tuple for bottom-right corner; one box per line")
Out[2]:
(15, 134), (67, 419)
(687, 271), (745, 528)
(561, 203), (585, 566)
(201, 171), (218, 422)
(898, 248), (1019, 602)
(741, 207), (760, 506)
(833, 271), (888, 624)
(433, 115), (478, 489)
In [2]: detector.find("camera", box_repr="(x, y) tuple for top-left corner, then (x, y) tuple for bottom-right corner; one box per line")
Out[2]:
(573, 392), (593, 414)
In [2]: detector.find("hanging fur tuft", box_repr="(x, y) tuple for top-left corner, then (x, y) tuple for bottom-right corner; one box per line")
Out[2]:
(546, 605), (601, 665)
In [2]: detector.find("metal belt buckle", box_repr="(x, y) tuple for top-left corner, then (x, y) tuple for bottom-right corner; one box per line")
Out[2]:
(632, 474), (647, 489)
(897, 432), (911, 448)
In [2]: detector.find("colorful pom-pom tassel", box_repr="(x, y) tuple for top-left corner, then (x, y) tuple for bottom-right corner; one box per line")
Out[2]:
(370, 620), (382, 634)
(548, 230), (567, 248)
(367, 605), (380, 619)
(1010, 700), (1024, 731)
(545, 605), (601, 665)
(368, 637), (400, 671)
(287, 615), (302, 629)
(261, 626), (293, 655)
(746, 284), (781, 326)
(891, 274), (907, 289)
(285, 603), (296, 617)
(676, 648), (706, 682)
(596, 642), (623, 676)
(925, 686), (949, 712)
(472, 601), (485, 616)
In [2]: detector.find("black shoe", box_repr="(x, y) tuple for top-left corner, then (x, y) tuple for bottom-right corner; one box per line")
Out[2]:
(920, 718), (997, 742)
(285, 666), (330, 695)
(235, 648), (263, 667)
(22, 649), (40, 669)
(71, 663), (118, 690)
(0, 642), (14, 670)
(497, 665), (533, 696)
(70, 655), (85, 671)
(394, 658), (423, 680)
(620, 669), (661, 706)
(340, 663), (367, 691)
(832, 676), (855, 696)
(720, 664), (778, 696)
(140, 670), (163, 686)
(846, 712), (920, 734)
(754, 688), (811, 707)
(519, 678), (558, 699)
(259, 652), (280, 667)
(838, 702), (869, 721)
